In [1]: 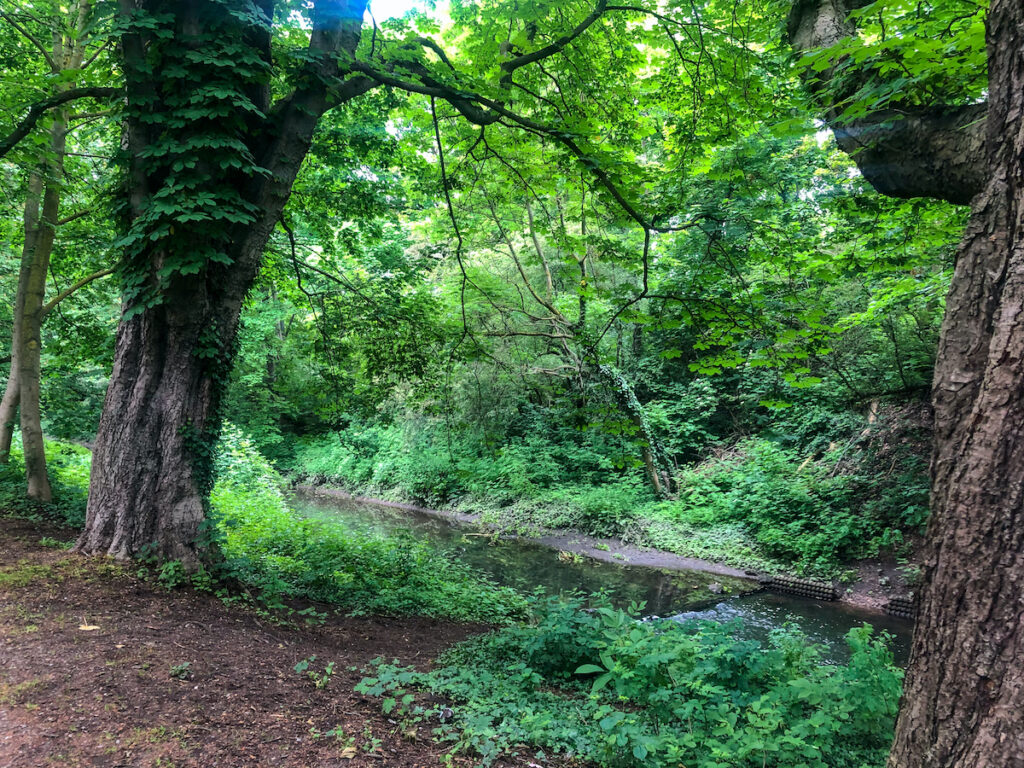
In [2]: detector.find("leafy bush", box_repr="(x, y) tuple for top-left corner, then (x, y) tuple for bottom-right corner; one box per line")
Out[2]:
(358, 594), (903, 768)
(210, 426), (526, 622)
(283, 403), (929, 575)
(0, 435), (91, 528)
(659, 438), (921, 572)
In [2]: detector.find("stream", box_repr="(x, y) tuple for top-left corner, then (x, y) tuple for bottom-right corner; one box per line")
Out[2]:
(292, 491), (913, 665)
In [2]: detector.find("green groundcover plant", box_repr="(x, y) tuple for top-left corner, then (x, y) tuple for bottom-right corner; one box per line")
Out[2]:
(0, 428), (526, 623)
(358, 593), (903, 768)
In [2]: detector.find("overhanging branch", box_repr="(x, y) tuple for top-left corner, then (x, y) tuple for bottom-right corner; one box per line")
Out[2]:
(787, 0), (987, 205)
(0, 87), (121, 161)
(42, 268), (115, 317)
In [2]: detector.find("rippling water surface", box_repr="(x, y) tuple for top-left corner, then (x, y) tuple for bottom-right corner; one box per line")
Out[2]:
(292, 492), (912, 664)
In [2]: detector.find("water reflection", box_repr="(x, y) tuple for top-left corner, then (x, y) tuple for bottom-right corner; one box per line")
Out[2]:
(292, 492), (912, 665)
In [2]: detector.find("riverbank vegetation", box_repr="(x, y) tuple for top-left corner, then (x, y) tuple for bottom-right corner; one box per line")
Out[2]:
(1, 430), (525, 623)
(4, 0), (1022, 765)
(359, 593), (902, 768)
(1, 0), (948, 580)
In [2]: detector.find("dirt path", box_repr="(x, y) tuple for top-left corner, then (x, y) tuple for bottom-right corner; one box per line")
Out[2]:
(0, 516), (523, 768)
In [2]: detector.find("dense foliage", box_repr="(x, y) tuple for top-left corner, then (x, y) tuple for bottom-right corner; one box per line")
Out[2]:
(0, 430), (525, 623)
(0, 0), (954, 575)
(358, 593), (903, 767)
(2, 0), (1003, 764)
(209, 426), (525, 621)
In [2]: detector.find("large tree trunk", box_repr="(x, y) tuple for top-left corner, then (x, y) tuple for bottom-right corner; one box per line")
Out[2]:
(76, 0), (372, 563)
(788, 1), (1024, 765)
(77, 275), (245, 564)
(886, 2), (1024, 764)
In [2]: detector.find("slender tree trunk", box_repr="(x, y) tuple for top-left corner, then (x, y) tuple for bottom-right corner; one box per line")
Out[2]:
(0, 175), (41, 462)
(1, 1), (91, 496)
(886, 2), (1024, 764)
(18, 112), (69, 502)
(597, 364), (674, 497)
(0, 357), (20, 462)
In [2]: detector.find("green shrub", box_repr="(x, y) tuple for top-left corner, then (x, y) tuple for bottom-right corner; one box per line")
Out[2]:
(0, 436), (91, 528)
(357, 594), (903, 768)
(660, 438), (911, 572)
(210, 426), (526, 622)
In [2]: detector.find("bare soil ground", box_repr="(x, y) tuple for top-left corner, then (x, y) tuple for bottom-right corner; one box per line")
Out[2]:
(0, 516), (525, 768)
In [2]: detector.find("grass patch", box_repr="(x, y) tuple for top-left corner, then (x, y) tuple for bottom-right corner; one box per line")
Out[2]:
(0, 562), (58, 588)
(209, 426), (527, 622)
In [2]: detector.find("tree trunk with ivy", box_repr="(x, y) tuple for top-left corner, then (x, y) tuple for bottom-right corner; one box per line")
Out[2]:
(789, 1), (1024, 765)
(597, 364), (674, 497)
(76, 0), (373, 563)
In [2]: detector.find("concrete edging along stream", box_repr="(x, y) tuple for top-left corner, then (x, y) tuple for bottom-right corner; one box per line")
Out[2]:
(293, 484), (920, 618)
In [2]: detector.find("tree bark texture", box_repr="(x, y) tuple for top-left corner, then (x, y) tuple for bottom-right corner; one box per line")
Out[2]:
(887, 2), (1024, 765)
(790, 1), (1024, 765)
(0, 173), (41, 463)
(787, 0), (987, 205)
(77, 0), (373, 563)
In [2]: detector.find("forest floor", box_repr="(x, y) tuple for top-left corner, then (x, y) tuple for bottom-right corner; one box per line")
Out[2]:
(0, 515), (534, 768)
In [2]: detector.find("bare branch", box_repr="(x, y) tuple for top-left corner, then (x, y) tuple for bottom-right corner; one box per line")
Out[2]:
(0, 86), (121, 161)
(0, 9), (58, 71)
(41, 268), (114, 317)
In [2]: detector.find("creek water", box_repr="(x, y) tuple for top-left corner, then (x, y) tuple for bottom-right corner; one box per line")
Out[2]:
(291, 492), (913, 665)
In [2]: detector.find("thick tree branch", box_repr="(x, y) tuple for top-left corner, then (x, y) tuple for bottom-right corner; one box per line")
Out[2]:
(352, 59), (704, 232)
(787, 0), (987, 205)
(501, 0), (607, 78)
(0, 86), (121, 161)
(41, 268), (114, 317)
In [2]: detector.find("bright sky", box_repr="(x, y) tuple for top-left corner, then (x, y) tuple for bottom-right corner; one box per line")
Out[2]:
(368, 0), (423, 20)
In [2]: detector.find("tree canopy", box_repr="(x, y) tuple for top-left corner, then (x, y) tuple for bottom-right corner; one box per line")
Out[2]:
(1, 0), (1022, 766)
